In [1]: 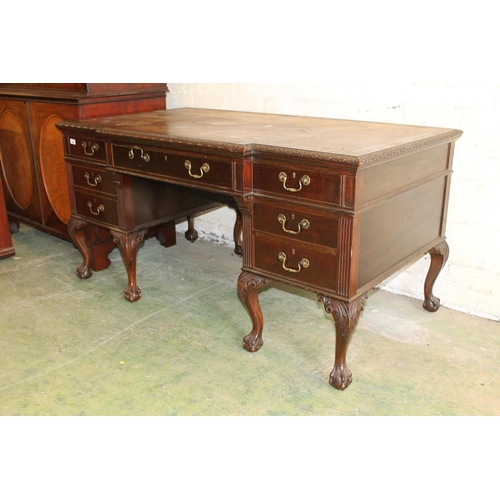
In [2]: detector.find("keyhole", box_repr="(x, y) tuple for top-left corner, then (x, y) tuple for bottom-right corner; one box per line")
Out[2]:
(291, 213), (295, 220)
(292, 248), (296, 255)
(292, 172), (296, 179)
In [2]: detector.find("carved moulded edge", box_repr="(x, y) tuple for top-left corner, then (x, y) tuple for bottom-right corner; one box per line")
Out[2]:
(56, 122), (463, 168)
(356, 129), (463, 166)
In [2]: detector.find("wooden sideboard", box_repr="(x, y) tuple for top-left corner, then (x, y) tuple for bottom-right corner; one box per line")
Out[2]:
(0, 84), (168, 245)
(57, 108), (462, 390)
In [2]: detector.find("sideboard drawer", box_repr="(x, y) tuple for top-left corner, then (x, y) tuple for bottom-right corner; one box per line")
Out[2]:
(253, 202), (339, 248)
(254, 235), (338, 291)
(112, 144), (233, 189)
(74, 190), (118, 226)
(66, 136), (107, 162)
(253, 163), (342, 206)
(72, 164), (116, 196)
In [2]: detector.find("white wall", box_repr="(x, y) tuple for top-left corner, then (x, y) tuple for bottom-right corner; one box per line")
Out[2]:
(167, 83), (500, 322)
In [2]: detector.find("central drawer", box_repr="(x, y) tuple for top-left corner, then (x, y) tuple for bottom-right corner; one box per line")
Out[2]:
(254, 235), (338, 291)
(112, 144), (233, 190)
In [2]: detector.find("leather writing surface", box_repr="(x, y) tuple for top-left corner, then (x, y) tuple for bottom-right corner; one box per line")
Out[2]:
(59, 108), (461, 166)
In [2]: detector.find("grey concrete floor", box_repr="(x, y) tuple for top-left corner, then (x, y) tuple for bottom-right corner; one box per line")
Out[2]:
(1, 225), (499, 416)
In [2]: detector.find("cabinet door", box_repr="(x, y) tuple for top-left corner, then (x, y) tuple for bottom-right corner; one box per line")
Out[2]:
(1, 85), (167, 241)
(28, 101), (80, 235)
(0, 99), (43, 224)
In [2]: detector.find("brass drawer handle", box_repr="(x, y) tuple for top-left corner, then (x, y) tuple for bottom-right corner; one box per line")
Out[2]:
(128, 146), (150, 162)
(82, 141), (99, 156)
(84, 172), (102, 187)
(278, 252), (310, 273)
(185, 160), (210, 179)
(278, 172), (310, 192)
(87, 201), (105, 216)
(277, 214), (310, 234)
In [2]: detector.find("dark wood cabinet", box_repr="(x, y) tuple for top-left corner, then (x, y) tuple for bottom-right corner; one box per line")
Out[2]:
(0, 174), (14, 259)
(0, 84), (168, 240)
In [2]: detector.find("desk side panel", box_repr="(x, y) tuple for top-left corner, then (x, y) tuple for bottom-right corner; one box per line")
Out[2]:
(358, 143), (450, 208)
(357, 175), (448, 291)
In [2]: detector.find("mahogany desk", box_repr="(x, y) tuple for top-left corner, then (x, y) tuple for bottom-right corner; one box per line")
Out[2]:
(57, 108), (462, 390)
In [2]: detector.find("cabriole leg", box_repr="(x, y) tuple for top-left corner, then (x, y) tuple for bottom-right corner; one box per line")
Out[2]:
(68, 217), (93, 280)
(184, 215), (198, 242)
(233, 209), (243, 256)
(318, 295), (366, 390)
(237, 271), (269, 352)
(423, 240), (449, 312)
(111, 230), (146, 302)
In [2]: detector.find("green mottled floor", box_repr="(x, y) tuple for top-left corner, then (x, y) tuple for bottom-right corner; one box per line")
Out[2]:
(1, 225), (499, 416)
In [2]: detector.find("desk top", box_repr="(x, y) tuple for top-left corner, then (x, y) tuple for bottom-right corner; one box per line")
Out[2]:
(58, 107), (462, 167)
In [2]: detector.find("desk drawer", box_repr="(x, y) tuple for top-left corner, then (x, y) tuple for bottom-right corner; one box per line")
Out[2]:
(74, 190), (118, 226)
(253, 162), (342, 206)
(254, 235), (338, 291)
(253, 202), (338, 248)
(66, 136), (107, 162)
(112, 144), (233, 189)
(72, 164), (116, 196)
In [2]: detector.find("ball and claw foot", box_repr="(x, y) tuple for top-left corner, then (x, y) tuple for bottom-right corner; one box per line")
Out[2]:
(234, 242), (243, 257)
(76, 264), (92, 280)
(184, 216), (198, 242)
(423, 294), (441, 313)
(9, 221), (20, 234)
(329, 365), (353, 391)
(124, 285), (142, 303)
(242, 332), (263, 352)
